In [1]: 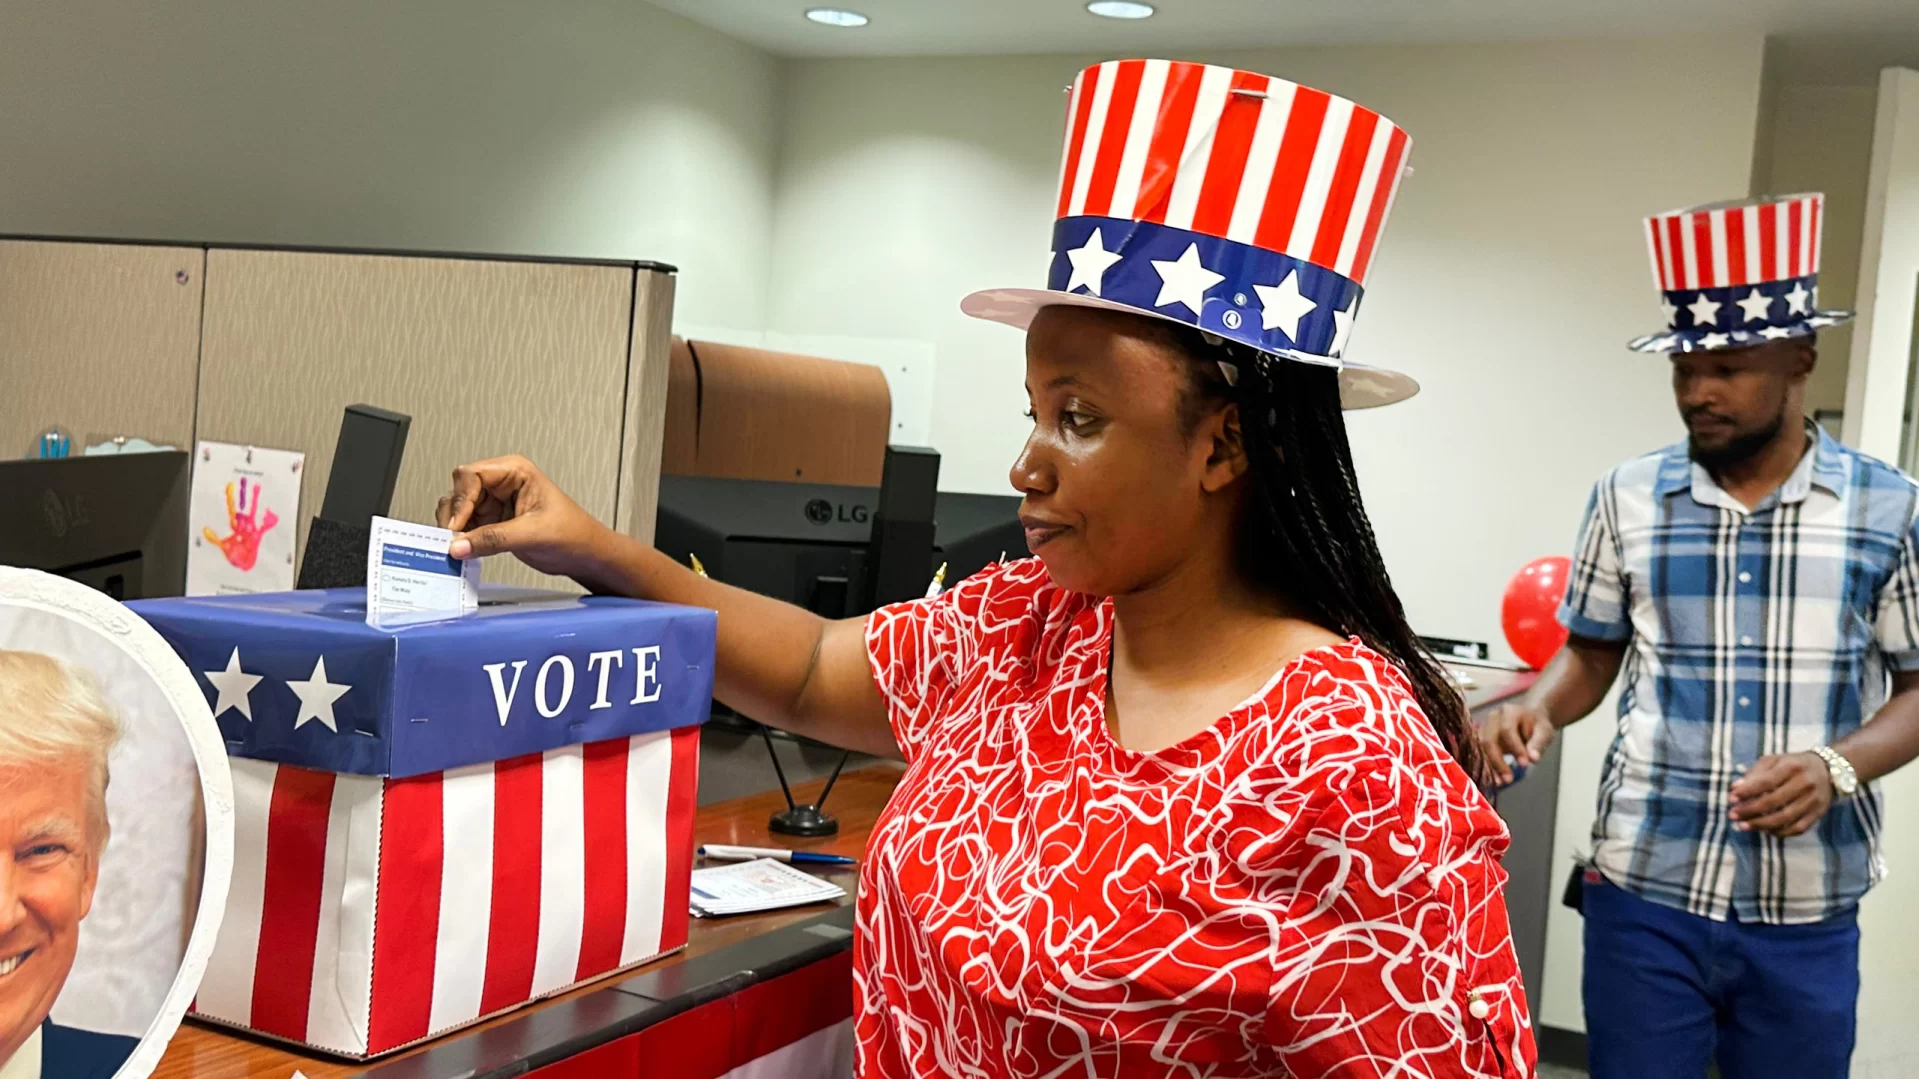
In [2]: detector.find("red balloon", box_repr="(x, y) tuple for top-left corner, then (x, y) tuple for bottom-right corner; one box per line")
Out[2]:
(1502, 556), (1572, 670)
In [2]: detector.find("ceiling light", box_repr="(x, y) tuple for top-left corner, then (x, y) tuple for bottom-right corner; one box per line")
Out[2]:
(1086, 1), (1155, 18)
(805, 7), (870, 27)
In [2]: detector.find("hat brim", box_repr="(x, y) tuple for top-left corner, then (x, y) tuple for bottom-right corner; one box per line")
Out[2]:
(962, 287), (1419, 410)
(1628, 310), (1855, 353)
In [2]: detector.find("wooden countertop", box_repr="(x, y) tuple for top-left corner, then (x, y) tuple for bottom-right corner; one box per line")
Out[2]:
(154, 766), (905, 1079)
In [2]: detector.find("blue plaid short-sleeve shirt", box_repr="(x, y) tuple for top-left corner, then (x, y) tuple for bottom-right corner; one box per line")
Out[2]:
(1560, 424), (1919, 923)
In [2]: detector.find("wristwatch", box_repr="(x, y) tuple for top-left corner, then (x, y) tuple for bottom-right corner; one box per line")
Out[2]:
(1810, 745), (1860, 798)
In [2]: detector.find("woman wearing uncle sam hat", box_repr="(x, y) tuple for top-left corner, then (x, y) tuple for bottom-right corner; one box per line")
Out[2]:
(441, 59), (1533, 1077)
(1482, 192), (1919, 1079)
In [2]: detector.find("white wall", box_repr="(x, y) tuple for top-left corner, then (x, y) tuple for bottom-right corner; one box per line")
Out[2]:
(0, 0), (781, 331)
(1844, 69), (1919, 465)
(770, 37), (1766, 1030)
(1755, 80), (1882, 414)
(1846, 71), (1919, 1078)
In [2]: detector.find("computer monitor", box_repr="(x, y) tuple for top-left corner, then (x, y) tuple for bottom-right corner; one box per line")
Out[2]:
(653, 475), (1026, 619)
(0, 452), (190, 599)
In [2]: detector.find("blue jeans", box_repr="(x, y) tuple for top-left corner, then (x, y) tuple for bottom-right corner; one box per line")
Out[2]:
(1582, 875), (1859, 1079)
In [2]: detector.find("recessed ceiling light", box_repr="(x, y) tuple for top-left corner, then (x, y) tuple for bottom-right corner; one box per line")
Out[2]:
(1086, 1), (1155, 18)
(805, 7), (870, 27)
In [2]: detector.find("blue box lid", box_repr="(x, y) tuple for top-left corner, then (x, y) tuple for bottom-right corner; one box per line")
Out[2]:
(129, 587), (716, 778)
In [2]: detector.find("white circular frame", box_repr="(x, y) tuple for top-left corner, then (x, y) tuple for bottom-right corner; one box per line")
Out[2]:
(0, 568), (234, 1079)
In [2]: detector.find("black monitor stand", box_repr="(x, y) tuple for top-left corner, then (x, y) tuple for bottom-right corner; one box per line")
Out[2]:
(767, 444), (941, 837)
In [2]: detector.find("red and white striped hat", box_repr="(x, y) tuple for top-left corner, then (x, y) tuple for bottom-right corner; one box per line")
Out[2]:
(1628, 193), (1852, 353)
(962, 59), (1418, 408)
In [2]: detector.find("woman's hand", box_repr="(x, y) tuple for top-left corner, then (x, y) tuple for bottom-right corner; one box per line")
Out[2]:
(436, 456), (612, 582)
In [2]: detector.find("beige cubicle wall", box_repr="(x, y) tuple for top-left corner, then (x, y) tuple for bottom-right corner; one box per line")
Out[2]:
(0, 239), (204, 457)
(616, 266), (676, 546)
(3, 236), (676, 590)
(196, 248), (648, 590)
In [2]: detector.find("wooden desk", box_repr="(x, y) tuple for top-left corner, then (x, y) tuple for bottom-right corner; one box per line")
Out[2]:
(156, 766), (904, 1079)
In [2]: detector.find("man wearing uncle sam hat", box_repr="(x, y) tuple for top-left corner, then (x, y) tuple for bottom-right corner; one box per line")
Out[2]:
(1482, 192), (1919, 1079)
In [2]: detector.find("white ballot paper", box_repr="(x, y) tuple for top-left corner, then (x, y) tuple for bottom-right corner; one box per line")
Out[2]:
(688, 858), (846, 917)
(365, 516), (480, 623)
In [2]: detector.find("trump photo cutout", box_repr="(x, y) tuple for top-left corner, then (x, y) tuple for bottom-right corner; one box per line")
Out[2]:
(0, 568), (233, 1079)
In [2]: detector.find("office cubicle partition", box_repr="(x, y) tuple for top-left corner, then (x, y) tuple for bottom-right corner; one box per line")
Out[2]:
(0, 237), (676, 588)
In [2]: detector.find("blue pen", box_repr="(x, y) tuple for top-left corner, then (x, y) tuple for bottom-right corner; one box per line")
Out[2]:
(699, 843), (857, 867)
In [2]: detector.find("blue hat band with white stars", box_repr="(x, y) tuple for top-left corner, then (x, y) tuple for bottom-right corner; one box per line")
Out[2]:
(1048, 216), (1364, 361)
(1665, 273), (1820, 333)
(1629, 272), (1854, 353)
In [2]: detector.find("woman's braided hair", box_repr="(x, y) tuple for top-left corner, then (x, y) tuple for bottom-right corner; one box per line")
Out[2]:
(1169, 325), (1482, 778)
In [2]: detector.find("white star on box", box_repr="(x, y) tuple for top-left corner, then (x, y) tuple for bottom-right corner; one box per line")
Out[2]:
(1660, 299), (1678, 326)
(1252, 270), (1317, 339)
(1785, 282), (1812, 315)
(1064, 228), (1123, 296)
(203, 647), (263, 722)
(1700, 332), (1732, 350)
(1330, 303), (1357, 357)
(1759, 326), (1793, 340)
(287, 656), (351, 732)
(1687, 293), (1723, 328)
(1735, 288), (1774, 324)
(1150, 243), (1224, 316)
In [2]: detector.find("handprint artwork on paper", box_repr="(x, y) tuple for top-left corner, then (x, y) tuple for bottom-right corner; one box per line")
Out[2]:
(201, 477), (280, 571)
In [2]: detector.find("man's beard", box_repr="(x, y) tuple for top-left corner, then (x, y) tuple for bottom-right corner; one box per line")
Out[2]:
(1688, 407), (1786, 470)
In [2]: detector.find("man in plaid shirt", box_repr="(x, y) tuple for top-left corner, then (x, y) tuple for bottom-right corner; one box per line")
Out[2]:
(1480, 194), (1919, 1079)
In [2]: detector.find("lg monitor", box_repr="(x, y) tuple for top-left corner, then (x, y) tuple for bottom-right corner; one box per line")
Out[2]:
(0, 452), (190, 599)
(653, 475), (1026, 620)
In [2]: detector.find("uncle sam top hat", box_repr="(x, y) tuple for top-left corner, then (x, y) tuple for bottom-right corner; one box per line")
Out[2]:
(1627, 192), (1853, 353)
(962, 59), (1418, 409)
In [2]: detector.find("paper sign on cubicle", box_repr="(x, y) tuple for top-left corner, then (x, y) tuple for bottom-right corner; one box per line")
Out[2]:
(364, 516), (479, 623)
(186, 441), (302, 597)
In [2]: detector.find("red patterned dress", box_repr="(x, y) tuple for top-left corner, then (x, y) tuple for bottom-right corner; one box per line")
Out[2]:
(856, 560), (1535, 1077)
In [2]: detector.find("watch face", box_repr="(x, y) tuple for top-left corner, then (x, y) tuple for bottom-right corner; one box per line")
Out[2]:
(1822, 751), (1859, 795)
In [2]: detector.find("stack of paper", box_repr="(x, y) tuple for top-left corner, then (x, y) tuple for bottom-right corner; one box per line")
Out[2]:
(688, 857), (847, 917)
